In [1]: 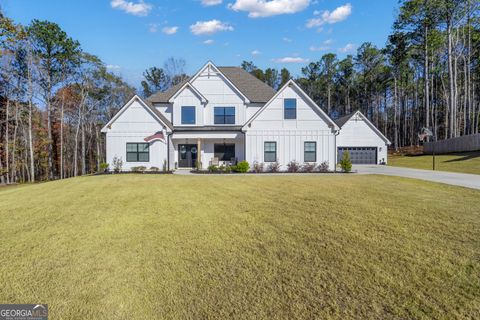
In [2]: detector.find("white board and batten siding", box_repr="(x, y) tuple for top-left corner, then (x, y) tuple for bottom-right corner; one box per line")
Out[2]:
(190, 66), (247, 126)
(104, 98), (169, 170)
(244, 83), (336, 170)
(171, 86), (204, 126)
(337, 112), (389, 164)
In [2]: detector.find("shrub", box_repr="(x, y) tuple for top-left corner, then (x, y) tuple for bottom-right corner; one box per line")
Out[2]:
(340, 151), (352, 173)
(287, 160), (300, 173)
(132, 166), (147, 173)
(99, 162), (109, 173)
(218, 165), (226, 172)
(301, 162), (316, 173)
(112, 156), (123, 173)
(252, 161), (265, 173)
(150, 166), (160, 172)
(208, 164), (219, 172)
(234, 160), (250, 173)
(318, 161), (330, 173)
(266, 162), (281, 173)
(225, 165), (232, 173)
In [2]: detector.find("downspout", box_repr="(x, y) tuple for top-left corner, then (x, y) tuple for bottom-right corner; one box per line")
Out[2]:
(167, 131), (173, 171)
(243, 131), (246, 164)
(333, 128), (340, 172)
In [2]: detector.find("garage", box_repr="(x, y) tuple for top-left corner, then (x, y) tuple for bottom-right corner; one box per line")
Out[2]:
(335, 111), (391, 165)
(337, 147), (377, 164)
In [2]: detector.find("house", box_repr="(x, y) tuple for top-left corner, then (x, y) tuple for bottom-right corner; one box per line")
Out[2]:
(335, 111), (391, 164)
(101, 61), (389, 171)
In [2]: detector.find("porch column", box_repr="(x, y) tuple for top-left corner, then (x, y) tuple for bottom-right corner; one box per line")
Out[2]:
(197, 138), (201, 169)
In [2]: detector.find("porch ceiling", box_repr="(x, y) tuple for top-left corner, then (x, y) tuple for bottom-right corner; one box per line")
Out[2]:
(173, 126), (243, 131)
(171, 131), (242, 139)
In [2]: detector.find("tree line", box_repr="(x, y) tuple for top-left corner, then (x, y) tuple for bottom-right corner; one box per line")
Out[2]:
(1, 0), (479, 183)
(0, 13), (136, 183)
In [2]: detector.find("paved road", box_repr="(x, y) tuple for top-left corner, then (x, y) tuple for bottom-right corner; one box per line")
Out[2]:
(355, 165), (480, 190)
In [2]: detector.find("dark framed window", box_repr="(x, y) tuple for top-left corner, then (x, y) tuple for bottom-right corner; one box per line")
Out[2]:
(181, 106), (195, 124)
(214, 144), (235, 161)
(126, 143), (149, 162)
(214, 107), (235, 124)
(304, 142), (316, 162)
(284, 98), (297, 119)
(264, 142), (277, 162)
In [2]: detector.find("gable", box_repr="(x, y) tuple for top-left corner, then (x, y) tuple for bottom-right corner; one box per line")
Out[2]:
(101, 96), (172, 133)
(243, 80), (338, 131)
(169, 83), (207, 104)
(189, 62), (249, 104)
(173, 86), (204, 105)
(338, 111), (391, 145)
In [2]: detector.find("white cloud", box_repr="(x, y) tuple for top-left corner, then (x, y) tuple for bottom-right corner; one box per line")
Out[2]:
(323, 39), (333, 45)
(162, 26), (179, 35)
(309, 46), (328, 52)
(306, 3), (352, 28)
(251, 50), (261, 56)
(190, 20), (234, 35)
(229, 0), (310, 18)
(273, 57), (309, 63)
(110, 0), (152, 16)
(283, 37), (292, 42)
(338, 43), (356, 53)
(203, 39), (215, 45)
(202, 0), (223, 6)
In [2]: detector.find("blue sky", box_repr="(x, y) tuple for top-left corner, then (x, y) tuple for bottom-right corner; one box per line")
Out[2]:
(3, 0), (399, 87)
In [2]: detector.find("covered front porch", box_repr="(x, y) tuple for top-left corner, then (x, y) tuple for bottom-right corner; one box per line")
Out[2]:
(171, 131), (245, 169)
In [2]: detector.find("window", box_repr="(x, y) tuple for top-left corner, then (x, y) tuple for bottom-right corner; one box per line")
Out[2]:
(181, 106), (195, 124)
(126, 143), (149, 162)
(214, 144), (235, 161)
(304, 142), (316, 162)
(264, 142), (277, 162)
(214, 107), (235, 124)
(284, 98), (297, 119)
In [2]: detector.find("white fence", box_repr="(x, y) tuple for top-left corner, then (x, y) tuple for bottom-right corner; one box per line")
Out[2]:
(424, 133), (480, 154)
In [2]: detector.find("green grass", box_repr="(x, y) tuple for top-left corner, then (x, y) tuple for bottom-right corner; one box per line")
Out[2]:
(389, 151), (480, 175)
(0, 175), (479, 319)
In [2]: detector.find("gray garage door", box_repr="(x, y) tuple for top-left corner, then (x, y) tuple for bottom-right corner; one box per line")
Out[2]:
(338, 147), (377, 164)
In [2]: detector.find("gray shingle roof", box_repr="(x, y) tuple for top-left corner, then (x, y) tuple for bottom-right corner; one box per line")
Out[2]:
(334, 113), (354, 128)
(218, 67), (276, 103)
(146, 79), (190, 104)
(147, 67), (276, 104)
(141, 97), (174, 130)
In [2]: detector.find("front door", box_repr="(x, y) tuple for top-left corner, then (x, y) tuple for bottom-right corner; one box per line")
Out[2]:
(178, 144), (198, 168)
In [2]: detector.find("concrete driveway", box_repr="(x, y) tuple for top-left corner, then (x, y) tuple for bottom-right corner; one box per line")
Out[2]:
(355, 165), (480, 190)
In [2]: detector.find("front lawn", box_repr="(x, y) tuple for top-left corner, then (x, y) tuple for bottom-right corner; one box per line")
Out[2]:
(0, 175), (479, 319)
(388, 151), (480, 175)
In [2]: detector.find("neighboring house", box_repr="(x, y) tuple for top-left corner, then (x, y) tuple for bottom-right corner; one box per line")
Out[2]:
(101, 61), (389, 171)
(335, 111), (391, 164)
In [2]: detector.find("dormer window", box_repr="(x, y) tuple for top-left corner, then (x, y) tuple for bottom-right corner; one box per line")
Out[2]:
(284, 99), (297, 119)
(181, 106), (196, 125)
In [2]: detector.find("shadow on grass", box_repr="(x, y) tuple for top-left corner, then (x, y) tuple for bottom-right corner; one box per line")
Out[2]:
(443, 152), (480, 163)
